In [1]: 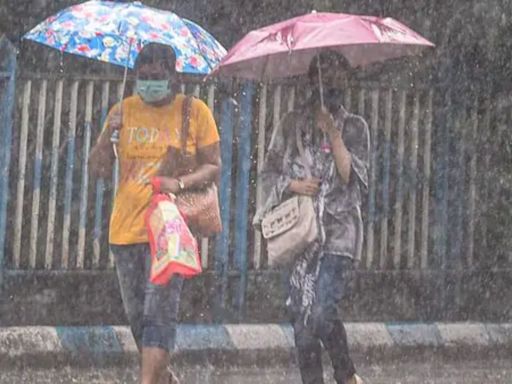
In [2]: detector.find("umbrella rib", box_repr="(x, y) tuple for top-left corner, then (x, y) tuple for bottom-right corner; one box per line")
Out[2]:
(181, 20), (215, 72)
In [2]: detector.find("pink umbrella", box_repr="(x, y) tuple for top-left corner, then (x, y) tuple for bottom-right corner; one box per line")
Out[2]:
(213, 12), (434, 81)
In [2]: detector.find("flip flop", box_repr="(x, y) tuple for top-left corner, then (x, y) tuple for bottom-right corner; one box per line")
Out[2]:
(168, 369), (180, 384)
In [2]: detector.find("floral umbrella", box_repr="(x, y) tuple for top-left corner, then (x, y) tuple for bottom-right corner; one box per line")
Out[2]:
(23, 0), (226, 74)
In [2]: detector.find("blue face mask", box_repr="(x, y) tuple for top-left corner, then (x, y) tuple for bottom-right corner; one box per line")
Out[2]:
(135, 79), (171, 103)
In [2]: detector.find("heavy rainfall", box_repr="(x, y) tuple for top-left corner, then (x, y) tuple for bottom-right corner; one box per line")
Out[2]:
(0, 1), (511, 383)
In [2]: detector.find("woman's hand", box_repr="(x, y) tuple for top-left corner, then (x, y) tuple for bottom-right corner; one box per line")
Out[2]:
(108, 109), (122, 133)
(151, 177), (181, 194)
(288, 178), (321, 196)
(315, 107), (338, 139)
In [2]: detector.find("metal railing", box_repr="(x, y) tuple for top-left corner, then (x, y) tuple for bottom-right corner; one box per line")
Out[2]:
(3, 74), (510, 277)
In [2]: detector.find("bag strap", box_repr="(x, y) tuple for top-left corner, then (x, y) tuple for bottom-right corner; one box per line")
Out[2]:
(180, 95), (193, 156)
(296, 129), (312, 178)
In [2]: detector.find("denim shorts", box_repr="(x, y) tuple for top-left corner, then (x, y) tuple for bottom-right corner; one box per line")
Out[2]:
(111, 243), (184, 352)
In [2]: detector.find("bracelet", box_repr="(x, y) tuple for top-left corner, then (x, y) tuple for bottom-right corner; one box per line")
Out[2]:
(150, 177), (162, 193)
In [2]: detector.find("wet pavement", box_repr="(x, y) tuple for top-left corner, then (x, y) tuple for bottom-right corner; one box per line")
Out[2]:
(1, 359), (511, 383)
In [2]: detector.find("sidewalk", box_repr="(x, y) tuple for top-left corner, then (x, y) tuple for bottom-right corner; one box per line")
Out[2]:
(0, 323), (511, 368)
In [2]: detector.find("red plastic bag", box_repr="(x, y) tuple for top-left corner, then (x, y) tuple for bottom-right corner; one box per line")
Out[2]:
(145, 193), (201, 285)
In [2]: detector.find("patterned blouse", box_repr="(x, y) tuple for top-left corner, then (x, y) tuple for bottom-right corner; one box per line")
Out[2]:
(254, 104), (370, 260)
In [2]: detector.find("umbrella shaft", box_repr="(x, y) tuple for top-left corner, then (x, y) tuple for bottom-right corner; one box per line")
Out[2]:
(317, 59), (324, 109)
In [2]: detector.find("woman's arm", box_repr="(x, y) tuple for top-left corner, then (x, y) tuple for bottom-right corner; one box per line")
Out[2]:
(328, 129), (352, 184)
(157, 98), (221, 194)
(89, 108), (120, 179)
(158, 143), (221, 193)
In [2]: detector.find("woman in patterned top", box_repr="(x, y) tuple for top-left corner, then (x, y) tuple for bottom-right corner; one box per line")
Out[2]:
(255, 51), (370, 384)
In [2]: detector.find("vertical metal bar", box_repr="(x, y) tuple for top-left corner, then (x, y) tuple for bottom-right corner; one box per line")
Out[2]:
(253, 84), (267, 270)
(273, 86), (282, 130)
(344, 88), (352, 112)
(287, 86), (295, 113)
(214, 97), (235, 320)
(45, 80), (63, 269)
(28, 80), (48, 269)
(433, 94), (451, 272)
(451, 110), (466, 270)
(406, 92), (420, 269)
(420, 90), (433, 270)
(13, 81), (32, 268)
(77, 81), (94, 269)
(199, 84), (215, 269)
(62, 81), (79, 269)
(479, 98), (491, 259)
(0, 41), (16, 282)
(358, 88), (365, 117)
(193, 84), (200, 98)
(93, 81), (110, 269)
(393, 90), (406, 269)
(379, 89), (392, 269)
(234, 83), (254, 318)
(366, 89), (378, 269)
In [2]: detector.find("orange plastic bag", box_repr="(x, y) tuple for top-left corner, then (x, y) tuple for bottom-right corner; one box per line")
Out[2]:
(145, 193), (201, 285)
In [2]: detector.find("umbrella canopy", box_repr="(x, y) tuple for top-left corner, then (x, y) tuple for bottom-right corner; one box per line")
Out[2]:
(213, 12), (434, 81)
(23, 0), (226, 74)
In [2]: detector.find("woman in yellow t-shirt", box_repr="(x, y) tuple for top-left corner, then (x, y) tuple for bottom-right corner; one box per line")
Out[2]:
(89, 43), (220, 384)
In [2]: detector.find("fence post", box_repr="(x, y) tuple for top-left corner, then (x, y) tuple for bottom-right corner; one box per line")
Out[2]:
(433, 94), (450, 267)
(77, 81), (94, 269)
(449, 110), (466, 270)
(62, 81), (79, 269)
(215, 96), (236, 321)
(466, 101), (478, 267)
(45, 80), (64, 269)
(366, 89), (378, 268)
(432, 92), (451, 317)
(392, 90), (407, 269)
(379, 89), (392, 269)
(13, 81), (31, 269)
(420, 90), (434, 270)
(29, 80), (48, 269)
(0, 37), (16, 287)
(406, 92), (420, 269)
(253, 84), (267, 270)
(234, 82), (255, 319)
(93, 81), (110, 269)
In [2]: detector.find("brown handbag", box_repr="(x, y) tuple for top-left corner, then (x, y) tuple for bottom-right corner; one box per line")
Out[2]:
(173, 96), (222, 237)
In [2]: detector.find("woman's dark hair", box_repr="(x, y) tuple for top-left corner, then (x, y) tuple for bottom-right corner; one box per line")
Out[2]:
(134, 43), (177, 72)
(307, 51), (352, 82)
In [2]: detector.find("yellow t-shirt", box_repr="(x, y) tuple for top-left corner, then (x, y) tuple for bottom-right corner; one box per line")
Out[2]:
(107, 94), (219, 245)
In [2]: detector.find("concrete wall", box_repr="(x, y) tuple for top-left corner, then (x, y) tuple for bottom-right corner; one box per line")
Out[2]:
(1, 269), (510, 326)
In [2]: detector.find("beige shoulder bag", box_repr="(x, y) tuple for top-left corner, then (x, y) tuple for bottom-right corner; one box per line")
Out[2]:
(261, 130), (318, 267)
